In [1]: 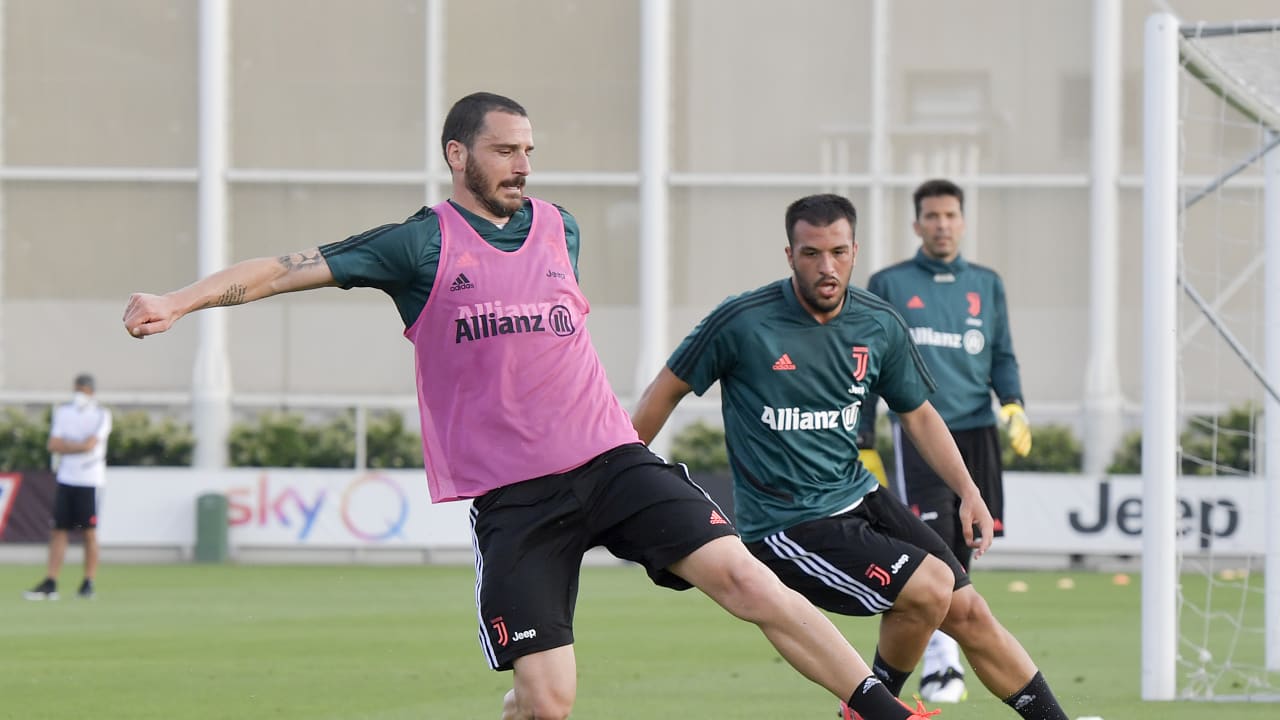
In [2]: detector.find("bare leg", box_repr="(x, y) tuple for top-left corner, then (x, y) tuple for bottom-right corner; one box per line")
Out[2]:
(502, 645), (576, 720)
(82, 529), (99, 580)
(942, 585), (1038, 698)
(876, 554), (953, 672)
(670, 536), (872, 701)
(45, 529), (69, 580)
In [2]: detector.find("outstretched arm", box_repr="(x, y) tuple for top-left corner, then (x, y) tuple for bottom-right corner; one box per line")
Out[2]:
(632, 367), (694, 445)
(123, 249), (336, 339)
(897, 400), (994, 557)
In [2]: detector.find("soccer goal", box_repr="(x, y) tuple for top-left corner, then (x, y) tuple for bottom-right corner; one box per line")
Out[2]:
(1142, 13), (1280, 702)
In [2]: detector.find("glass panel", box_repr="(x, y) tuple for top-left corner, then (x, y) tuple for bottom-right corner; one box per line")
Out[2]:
(674, 0), (873, 173)
(888, 0), (1090, 174)
(5, 0), (196, 166)
(5, 182), (197, 298)
(445, 0), (641, 172)
(231, 0), (426, 170)
(1, 182), (197, 392)
(670, 187), (866, 310)
(230, 183), (428, 280)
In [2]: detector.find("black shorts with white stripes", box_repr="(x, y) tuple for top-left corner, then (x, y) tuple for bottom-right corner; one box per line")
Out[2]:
(469, 443), (738, 671)
(745, 487), (969, 617)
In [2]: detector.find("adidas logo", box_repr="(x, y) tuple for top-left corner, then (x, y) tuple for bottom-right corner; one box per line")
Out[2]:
(449, 273), (475, 292)
(709, 510), (729, 526)
(772, 353), (796, 371)
(1014, 693), (1035, 710)
(907, 295), (925, 309)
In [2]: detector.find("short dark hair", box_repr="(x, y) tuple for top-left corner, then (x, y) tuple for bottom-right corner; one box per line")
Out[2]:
(441, 92), (528, 164)
(912, 178), (965, 219)
(784, 194), (858, 245)
(73, 373), (95, 391)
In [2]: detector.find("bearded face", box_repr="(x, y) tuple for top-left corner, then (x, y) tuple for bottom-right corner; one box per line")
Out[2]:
(465, 152), (526, 219)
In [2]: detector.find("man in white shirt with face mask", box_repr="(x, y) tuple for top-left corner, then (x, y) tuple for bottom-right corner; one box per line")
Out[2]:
(24, 373), (112, 601)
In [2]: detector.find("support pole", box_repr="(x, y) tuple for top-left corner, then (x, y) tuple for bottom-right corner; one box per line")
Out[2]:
(1264, 129), (1280, 671)
(1140, 11), (1179, 701)
(1083, 0), (1124, 476)
(635, 0), (671, 408)
(193, 0), (232, 469)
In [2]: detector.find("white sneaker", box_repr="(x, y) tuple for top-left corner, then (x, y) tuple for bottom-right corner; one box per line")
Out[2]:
(919, 668), (968, 703)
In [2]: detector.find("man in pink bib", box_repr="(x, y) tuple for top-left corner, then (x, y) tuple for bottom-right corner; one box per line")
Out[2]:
(123, 92), (937, 720)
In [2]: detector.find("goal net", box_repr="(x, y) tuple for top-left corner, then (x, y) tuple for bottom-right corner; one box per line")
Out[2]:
(1142, 14), (1280, 702)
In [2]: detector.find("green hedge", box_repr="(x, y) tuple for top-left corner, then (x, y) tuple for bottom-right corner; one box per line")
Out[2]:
(107, 411), (195, 466)
(0, 406), (423, 470)
(228, 410), (425, 468)
(1107, 403), (1258, 475)
(1003, 423), (1083, 472)
(0, 407), (53, 471)
(29, 400), (1259, 476)
(669, 420), (730, 472)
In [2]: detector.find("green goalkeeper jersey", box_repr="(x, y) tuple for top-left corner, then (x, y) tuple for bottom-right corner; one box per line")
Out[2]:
(863, 249), (1023, 432)
(667, 278), (935, 542)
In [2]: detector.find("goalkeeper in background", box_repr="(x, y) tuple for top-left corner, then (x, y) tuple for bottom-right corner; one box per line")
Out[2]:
(860, 178), (1031, 704)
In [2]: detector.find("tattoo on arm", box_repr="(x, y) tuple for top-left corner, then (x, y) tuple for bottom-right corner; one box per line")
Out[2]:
(277, 251), (325, 273)
(208, 284), (248, 308)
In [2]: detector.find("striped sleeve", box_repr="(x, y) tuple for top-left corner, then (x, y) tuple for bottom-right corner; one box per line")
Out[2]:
(668, 284), (780, 395)
(320, 207), (437, 292)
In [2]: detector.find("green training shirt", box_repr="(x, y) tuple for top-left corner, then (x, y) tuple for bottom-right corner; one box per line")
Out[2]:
(318, 199), (581, 326)
(667, 278), (936, 542)
(863, 249), (1022, 432)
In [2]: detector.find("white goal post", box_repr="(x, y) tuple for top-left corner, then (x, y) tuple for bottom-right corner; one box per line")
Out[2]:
(1142, 12), (1280, 702)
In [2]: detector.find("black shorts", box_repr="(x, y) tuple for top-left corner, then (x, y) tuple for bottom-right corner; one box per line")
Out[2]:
(894, 423), (1004, 569)
(469, 443), (738, 671)
(745, 487), (969, 617)
(53, 483), (99, 530)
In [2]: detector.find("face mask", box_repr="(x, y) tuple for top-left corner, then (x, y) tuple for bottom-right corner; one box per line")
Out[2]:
(72, 392), (91, 408)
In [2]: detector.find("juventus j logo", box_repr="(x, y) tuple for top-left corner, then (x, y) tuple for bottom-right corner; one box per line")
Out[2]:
(851, 346), (869, 381)
(865, 564), (891, 587)
(490, 616), (510, 647)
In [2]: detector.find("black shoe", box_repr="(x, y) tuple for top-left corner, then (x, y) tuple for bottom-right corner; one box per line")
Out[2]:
(23, 578), (59, 601)
(78, 579), (95, 599)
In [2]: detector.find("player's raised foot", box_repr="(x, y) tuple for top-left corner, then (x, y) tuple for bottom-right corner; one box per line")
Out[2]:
(77, 579), (95, 599)
(23, 578), (58, 601)
(919, 667), (967, 703)
(838, 698), (941, 720)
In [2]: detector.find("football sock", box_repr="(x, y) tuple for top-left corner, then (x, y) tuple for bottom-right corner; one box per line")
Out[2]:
(848, 676), (911, 720)
(1003, 671), (1069, 720)
(872, 648), (912, 697)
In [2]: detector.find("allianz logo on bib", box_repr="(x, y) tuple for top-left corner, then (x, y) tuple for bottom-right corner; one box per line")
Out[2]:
(454, 300), (576, 344)
(759, 402), (861, 433)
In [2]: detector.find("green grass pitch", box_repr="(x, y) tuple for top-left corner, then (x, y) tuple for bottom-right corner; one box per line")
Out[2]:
(2, 563), (1276, 718)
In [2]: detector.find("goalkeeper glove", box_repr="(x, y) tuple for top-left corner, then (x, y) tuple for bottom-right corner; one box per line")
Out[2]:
(858, 448), (888, 488)
(998, 402), (1032, 457)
